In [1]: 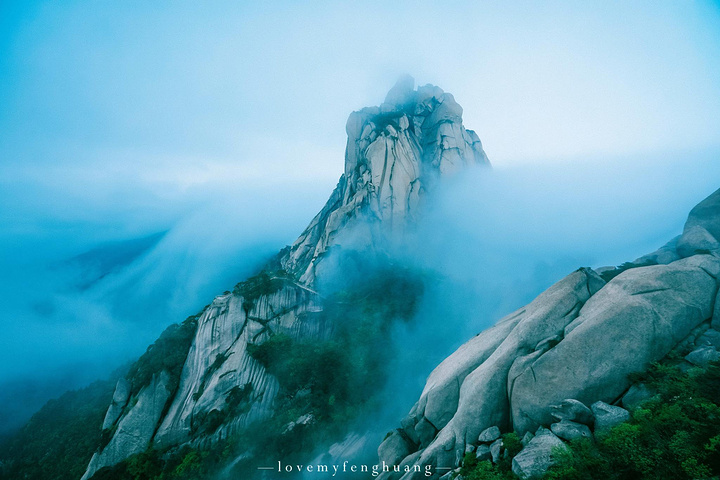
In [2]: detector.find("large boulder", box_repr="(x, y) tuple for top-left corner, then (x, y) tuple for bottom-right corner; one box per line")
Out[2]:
(377, 187), (720, 477)
(477, 426), (501, 443)
(685, 346), (720, 367)
(377, 268), (604, 478)
(379, 431), (414, 466)
(511, 428), (567, 479)
(510, 255), (719, 433)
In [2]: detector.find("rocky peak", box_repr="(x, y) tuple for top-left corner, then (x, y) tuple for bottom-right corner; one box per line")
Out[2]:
(282, 76), (490, 284)
(79, 79), (490, 480)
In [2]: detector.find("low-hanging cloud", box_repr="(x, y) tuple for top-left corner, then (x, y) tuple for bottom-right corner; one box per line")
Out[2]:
(308, 151), (720, 469)
(0, 171), (331, 434)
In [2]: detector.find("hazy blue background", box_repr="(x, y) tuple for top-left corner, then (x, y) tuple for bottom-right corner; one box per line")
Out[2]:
(1, 0), (720, 434)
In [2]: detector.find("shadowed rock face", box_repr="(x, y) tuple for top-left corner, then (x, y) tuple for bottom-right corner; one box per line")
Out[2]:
(82, 372), (172, 480)
(377, 187), (720, 480)
(81, 78), (489, 480)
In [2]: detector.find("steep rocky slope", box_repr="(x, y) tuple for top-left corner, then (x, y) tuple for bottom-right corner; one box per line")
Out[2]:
(281, 74), (489, 284)
(377, 187), (720, 479)
(80, 78), (489, 480)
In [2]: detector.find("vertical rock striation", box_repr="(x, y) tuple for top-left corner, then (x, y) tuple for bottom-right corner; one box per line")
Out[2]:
(82, 77), (489, 480)
(281, 75), (489, 284)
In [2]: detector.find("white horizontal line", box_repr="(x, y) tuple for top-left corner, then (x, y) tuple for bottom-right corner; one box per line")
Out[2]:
(257, 467), (275, 470)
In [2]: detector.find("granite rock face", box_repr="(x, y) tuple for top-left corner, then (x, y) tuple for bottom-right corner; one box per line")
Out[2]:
(82, 79), (489, 479)
(280, 77), (489, 284)
(101, 378), (130, 430)
(82, 372), (172, 480)
(377, 187), (720, 479)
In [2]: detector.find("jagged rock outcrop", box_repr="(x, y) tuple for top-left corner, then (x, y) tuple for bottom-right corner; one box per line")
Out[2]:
(82, 78), (489, 480)
(82, 372), (172, 480)
(101, 378), (130, 430)
(377, 187), (720, 479)
(280, 75), (489, 284)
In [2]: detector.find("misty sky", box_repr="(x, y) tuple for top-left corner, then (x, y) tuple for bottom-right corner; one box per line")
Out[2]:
(1, 1), (720, 432)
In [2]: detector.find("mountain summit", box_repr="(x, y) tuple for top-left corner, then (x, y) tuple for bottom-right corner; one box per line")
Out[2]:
(79, 79), (488, 480)
(281, 76), (489, 284)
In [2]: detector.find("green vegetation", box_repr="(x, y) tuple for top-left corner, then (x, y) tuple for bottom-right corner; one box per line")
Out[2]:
(190, 383), (253, 435)
(126, 314), (200, 395)
(543, 359), (720, 480)
(87, 264), (426, 480)
(242, 264), (425, 459)
(89, 444), (231, 480)
(599, 260), (657, 282)
(459, 433), (523, 480)
(233, 270), (291, 312)
(0, 379), (116, 480)
(456, 356), (720, 480)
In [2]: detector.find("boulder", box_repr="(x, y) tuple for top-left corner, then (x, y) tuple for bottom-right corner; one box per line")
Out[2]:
(549, 399), (594, 426)
(475, 444), (492, 462)
(511, 255), (719, 433)
(677, 226), (720, 257)
(685, 346), (720, 367)
(478, 426), (501, 444)
(591, 402), (630, 436)
(389, 268), (604, 474)
(490, 439), (503, 463)
(550, 420), (593, 442)
(378, 430), (413, 466)
(511, 428), (567, 479)
(521, 432), (534, 446)
(695, 329), (720, 350)
(621, 383), (655, 411)
(632, 236), (680, 265)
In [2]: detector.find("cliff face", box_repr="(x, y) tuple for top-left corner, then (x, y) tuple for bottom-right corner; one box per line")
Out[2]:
(81, 78), (488, 480)
(280, 75), (489, 284)
(376, 187), (720, 479)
